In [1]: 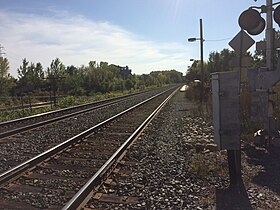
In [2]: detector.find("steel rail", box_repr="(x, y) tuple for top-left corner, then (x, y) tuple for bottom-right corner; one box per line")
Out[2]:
(0, 97), (129, 139)
(0, 87), (174, 187)
(0, 89), (151, 127)
(0, 89), (159, 139)
(62, 87), (179, 210)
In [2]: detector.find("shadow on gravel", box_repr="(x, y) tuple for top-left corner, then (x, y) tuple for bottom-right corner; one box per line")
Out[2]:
(244, 144), (280, 194)
(215, 180), (252, 210)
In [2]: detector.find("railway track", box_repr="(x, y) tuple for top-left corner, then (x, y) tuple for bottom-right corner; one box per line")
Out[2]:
(0, 87), (178, 209)
(0, 89), (157, 138)
(0, 87), (174, 174)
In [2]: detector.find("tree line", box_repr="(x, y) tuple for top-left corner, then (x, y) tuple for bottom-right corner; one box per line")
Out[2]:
(0, 57), (184, 103)
(187, 30), (280, 82)
(186, 48), (267, 83)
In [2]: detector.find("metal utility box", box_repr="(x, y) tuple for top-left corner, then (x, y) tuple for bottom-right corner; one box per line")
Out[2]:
(211, 71), (240, 150)
(248, 67), (280, 91)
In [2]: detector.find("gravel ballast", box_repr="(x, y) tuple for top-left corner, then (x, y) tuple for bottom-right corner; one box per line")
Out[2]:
(91, 90), (280, 209)
(0, 88), (170, 173)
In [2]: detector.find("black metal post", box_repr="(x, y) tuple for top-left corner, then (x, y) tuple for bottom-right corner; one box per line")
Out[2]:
(51, 75), (57, 106)
(227, 149), (241, 188)
(49, 83), (53, 109)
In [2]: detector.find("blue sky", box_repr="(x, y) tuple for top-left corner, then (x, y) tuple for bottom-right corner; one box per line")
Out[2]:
(0, 0), (269, 76)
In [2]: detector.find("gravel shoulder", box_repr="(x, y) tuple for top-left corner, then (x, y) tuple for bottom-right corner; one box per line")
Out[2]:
(93, 90), (280, 209)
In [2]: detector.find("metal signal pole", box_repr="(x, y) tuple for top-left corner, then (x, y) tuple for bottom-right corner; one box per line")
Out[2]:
(266, 0), (274, 136)
(266, 0), (273, 71)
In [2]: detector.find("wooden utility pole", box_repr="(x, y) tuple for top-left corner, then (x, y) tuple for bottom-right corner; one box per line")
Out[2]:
(200, 18), (204, 104)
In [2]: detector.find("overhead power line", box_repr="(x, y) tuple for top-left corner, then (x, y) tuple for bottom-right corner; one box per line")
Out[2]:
(204, 38), (231, 42)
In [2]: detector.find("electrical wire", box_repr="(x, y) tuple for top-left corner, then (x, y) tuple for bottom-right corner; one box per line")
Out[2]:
(204, 38), (231, 42)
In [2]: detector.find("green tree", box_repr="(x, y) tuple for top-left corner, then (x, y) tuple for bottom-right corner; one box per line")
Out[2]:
(47, 58), (65, 77)
(0, 57), (15, 99)
(186, 60), (202, 82)
(0, 57), (9, 78)
(46, 58), (66, 96)
(61, 65), (85, 95)
(17, 58), (32, 94)
(17, 59), (45, 95)
(208, 49), (235, 74)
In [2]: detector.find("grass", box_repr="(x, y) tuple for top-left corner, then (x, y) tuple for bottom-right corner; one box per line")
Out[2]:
(185, 85), (212, 120)
(0, 93), (119, 122)
(188, 151), (228, 178)
(0, 86), (160, 122)
(0, 106), (54, 122)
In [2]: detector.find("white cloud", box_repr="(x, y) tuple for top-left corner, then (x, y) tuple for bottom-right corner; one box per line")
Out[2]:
(0, 9), (191, 76)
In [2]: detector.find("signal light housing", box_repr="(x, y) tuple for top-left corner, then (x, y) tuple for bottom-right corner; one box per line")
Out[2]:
(274, 5), (280, 27)
(247, 17), (265, 35)
(238, 8), (265, 35)
(239, 9), (262, 30)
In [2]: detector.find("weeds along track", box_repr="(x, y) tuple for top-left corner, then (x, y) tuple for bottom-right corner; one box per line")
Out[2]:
(0, 89), (157, 137)
(0, 87), (178, 209)
(0, 87), (173, 173)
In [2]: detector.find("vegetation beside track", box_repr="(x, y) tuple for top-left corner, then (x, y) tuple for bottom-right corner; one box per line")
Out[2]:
(0, 85), (172, 122)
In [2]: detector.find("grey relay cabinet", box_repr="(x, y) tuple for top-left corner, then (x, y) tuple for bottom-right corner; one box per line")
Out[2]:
(211, 71), (240, 150)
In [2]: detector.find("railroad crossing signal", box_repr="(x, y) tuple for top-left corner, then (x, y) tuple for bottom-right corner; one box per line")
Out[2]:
(238, 5), (280, 35)
(238, 8), (265, 35)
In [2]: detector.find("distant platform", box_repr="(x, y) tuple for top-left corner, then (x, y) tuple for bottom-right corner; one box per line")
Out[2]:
(180, 85), (189, 92)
